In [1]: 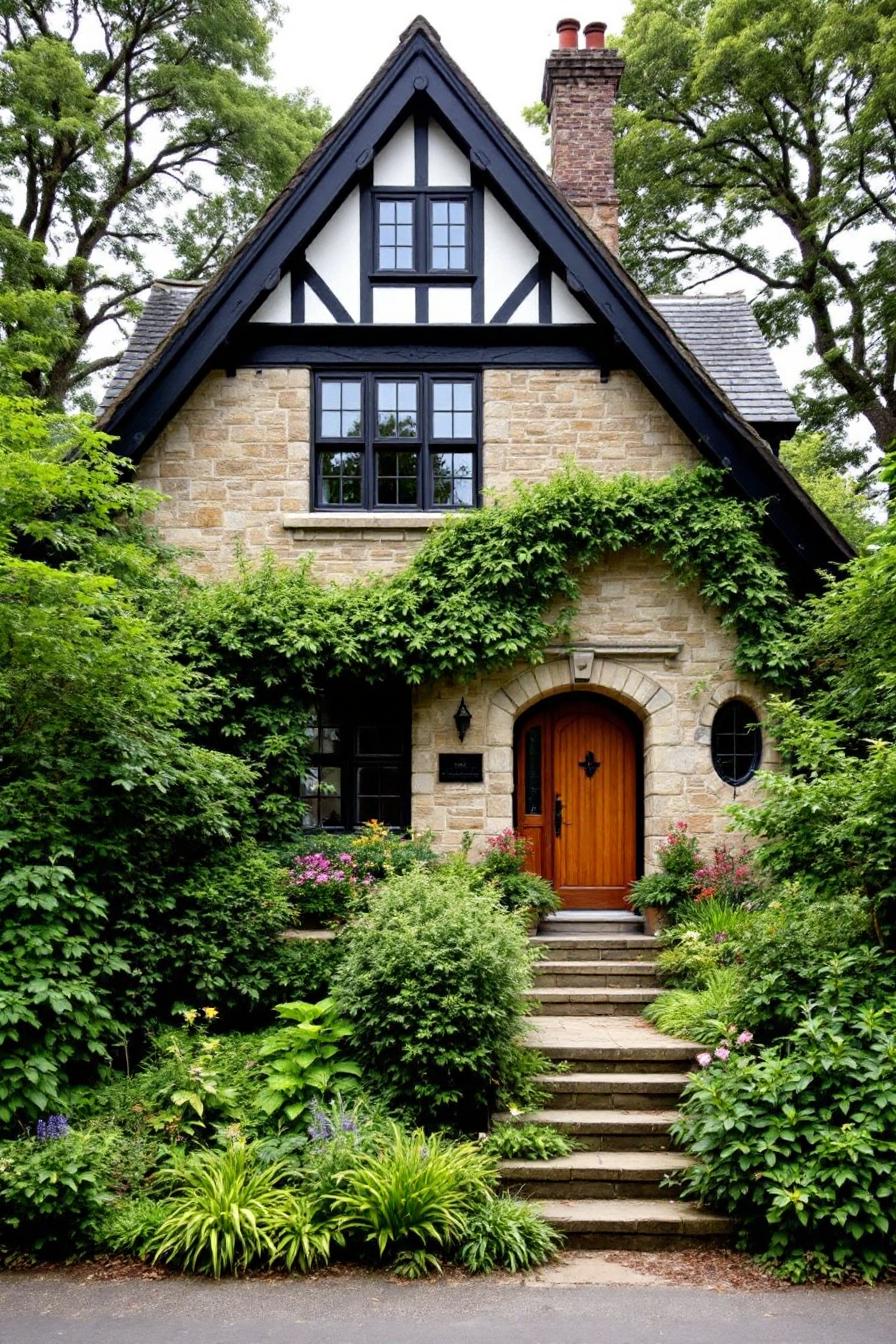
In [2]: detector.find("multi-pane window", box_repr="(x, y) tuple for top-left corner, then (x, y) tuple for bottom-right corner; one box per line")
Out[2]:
(372, 192), (472, 276)
(710, 699), (762, 786)
(314, 373), (478, 511)
(302, 686), (410, 830)
(377, 199), (415, 271)
(430, 200), (467, 270)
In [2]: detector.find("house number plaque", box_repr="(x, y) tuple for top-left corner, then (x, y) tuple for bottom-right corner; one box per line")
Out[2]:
(438, 753), (484, 784)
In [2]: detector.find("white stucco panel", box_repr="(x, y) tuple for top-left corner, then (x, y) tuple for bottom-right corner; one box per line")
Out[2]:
(372, 286), (417, 323)
(304, 285), (337, 324)
(427, 121), (470, 186)
(249, 274), (291, 323)
(551, 273), (594, 324)
(506, 285), (540, 324)
(483, 189), (538, 322)
(428, 286), (472, 323)
(305, 186), (361, 321)
(373, 118), (416, 186)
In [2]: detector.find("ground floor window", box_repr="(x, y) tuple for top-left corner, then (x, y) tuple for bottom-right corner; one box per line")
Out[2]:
(301, 682), (411, 830)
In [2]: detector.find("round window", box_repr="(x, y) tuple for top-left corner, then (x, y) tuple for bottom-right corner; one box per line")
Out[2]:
(710, 699), (762, 786)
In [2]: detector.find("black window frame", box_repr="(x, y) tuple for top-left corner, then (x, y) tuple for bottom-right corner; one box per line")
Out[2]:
(313, 371), (480, 512)
(370, 188), (475, 281)
(302, 683), (411, 832)
(710, 698), (763, 786)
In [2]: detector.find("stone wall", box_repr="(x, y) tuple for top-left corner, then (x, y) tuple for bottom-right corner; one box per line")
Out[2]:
(411, 548), (775, 863)
(135, 366), (700, 580)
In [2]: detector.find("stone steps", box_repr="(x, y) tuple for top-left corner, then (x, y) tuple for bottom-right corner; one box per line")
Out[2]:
(523, 986), (663, 1016)
(534, 960), (659, 988)
(492, 1108), (680, 1151)
(531, 935), (659, 962)
(540, 911), (646, 938)
(536, 1198), (733, 1251)
(526, 1015), (697, 1071)
(534, 1071), (687, 1110)
(499, 1149), (692, 1200)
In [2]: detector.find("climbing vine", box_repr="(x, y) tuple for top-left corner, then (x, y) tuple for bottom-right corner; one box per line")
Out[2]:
(165, 464), (806, 836)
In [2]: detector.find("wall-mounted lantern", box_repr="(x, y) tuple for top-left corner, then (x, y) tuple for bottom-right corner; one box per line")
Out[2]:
(453, 696), (473, 742)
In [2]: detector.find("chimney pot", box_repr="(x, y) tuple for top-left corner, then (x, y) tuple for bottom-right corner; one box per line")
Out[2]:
(556, 18), (580, 49)
(584, 21), (607, 49)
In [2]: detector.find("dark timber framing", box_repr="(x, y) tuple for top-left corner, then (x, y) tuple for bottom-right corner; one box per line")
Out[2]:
(99, 16), (852, 582)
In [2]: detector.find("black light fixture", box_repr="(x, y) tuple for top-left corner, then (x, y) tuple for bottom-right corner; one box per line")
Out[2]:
(453, 696), (473, 743)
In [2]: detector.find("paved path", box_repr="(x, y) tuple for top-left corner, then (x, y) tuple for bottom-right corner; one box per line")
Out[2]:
(2, 1267), (894, 1344)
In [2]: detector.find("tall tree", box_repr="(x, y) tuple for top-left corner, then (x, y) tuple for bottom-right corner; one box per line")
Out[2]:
(615, 0), (896, 473)
(0, 1), (329, 404)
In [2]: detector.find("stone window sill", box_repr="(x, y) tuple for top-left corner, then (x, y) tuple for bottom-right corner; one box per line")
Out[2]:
(282, 512), (440, 531)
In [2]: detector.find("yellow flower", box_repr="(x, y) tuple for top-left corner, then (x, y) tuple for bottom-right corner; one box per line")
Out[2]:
(183, 1009), (198, 1025)
(202, 1007), (219, 1020)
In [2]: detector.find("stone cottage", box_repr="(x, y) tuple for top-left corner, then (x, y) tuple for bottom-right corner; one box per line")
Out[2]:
(98, 16), (850, 910)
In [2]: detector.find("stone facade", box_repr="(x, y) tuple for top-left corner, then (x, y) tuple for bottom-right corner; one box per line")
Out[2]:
(137, 367), (699, 580)
(411, 549), (775, 863)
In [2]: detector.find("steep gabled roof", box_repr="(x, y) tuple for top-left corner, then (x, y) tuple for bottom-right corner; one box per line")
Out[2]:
(97, 15), (851, 581)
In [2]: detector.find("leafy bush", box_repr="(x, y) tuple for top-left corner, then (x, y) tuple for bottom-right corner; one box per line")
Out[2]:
(628, 823), (701, 915)
(657, 899), (757, 987)
(330, 1122), (496, 1277)
(146, 1142), (296, 1277)
(256, 999), (361, 1125)
(333, 868), (535, 1129)
(477, 830), (560, 921)
(673, 1003), (896, 1282)
(137, 1012), (240, 1142)
(273, 1192), (338, 1272)
(457, 1195), (562, 1273)
(0, 1124), (115, 1256)
(644, 968), (744, 1045)
(285, 823), (438, 924)
(483, 1123), (575, 1161)
(118, 842), (294, 1027)
(278, 935), (344, 1001)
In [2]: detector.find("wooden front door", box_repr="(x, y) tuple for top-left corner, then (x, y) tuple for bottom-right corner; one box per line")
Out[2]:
(515, 695), (640, 909)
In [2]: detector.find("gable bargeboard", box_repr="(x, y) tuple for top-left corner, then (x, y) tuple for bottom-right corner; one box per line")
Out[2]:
(98, 17), (851, 884)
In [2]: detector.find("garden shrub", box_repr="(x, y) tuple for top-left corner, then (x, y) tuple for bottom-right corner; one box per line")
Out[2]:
(255, 998), (361, 1124)
(332, 868), (536, 1129)
(457, 1195), (562, 1273)
(285, 823), (438, 924)
(657, 899), (757, 987)
(673, 1002), (896, 1282)
(278, 935), (344, 1001)
(644, 967), (745, 1045)
(628, 823), (701, 917)
(484, 1123), (575, 1161)
(330, 1122), (496, 1277)
(478, 830), (560, 921)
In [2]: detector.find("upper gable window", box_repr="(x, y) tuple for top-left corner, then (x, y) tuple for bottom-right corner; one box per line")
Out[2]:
(371, 190), (474, 279)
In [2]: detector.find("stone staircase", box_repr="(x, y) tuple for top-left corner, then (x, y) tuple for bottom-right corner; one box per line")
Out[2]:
(493, 911), (733, 1251)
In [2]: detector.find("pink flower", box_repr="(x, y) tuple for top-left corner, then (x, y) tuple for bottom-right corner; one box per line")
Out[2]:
(696, 1052), (712, 1068)
(736, 1030), (753, 1046)
(714, 1045), (730, 1061)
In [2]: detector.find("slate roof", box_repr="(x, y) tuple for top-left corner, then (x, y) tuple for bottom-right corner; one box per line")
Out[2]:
(100, 283), (798, 433)
(651, 295), (797, 425)
(99, 280), (201, 413)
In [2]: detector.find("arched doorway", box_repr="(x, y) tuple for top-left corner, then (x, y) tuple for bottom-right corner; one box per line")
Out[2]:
(514, 693), (642, 909)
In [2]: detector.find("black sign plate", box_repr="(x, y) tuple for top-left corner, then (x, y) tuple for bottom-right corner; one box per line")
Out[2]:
(438, 753), (484, 784)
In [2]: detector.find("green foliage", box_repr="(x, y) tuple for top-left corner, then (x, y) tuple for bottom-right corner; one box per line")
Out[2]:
(333, 868), (535, 1129)
(673, 1003), (896, 1283)
(139, 1014), (240, 1143)
(478, 830), (561, 920)
(117, 842), (294, 1026)
(0, 1126), (116, 1256)
(0, 1), (328, 402)
(780, 433), (874, 549)
(457, 1195), (563, 1273)
(644, 968), (745, 1045)
(277, 936), (344, 1002)
(256, 999), (361, 1125)
(616, 0), (896, 460)
(483, 1123), (576, 1162)
(272, 1192), (338, 1272)
(628, 823), (701, 915)
(657, 899), (757, 987)
(145, 1142), (296, 1277)
(330, 1123), (496, 1273)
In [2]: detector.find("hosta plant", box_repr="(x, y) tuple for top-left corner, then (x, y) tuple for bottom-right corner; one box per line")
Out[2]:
(457, 1195), (563, 1273)
(330, 1122), (496, 1275)
(256, 998), (361, 1124)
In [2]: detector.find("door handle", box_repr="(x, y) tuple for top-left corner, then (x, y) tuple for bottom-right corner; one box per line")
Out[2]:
(554, 793), (564, 839)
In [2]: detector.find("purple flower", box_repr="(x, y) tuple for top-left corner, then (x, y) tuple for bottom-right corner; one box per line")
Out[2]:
(736, 1030), (753, 1046)
(714, 1045), (730, 1061)
(35, 1114), (69, 1141)
(340, 1113), (359, 1133)
(713, 931), (729, 944)
(307, 1106), (335, 1142)
(696, 1052), (712, 1068)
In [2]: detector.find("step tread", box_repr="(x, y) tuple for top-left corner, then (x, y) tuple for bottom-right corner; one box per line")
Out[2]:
(531, 936), (658, 948)
(498, 1150), (692, 1177)
(537, 1198), (732, 1233)
(534, 960), (660, 973)
(525, 1016), (699, 1058)
(493, 1108), (680, 1132)
(535, 1072), (687, 1091)
(523, 987), (663, 1001)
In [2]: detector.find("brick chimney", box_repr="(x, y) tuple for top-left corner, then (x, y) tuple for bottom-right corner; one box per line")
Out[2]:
(542, 19), (625, 253)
